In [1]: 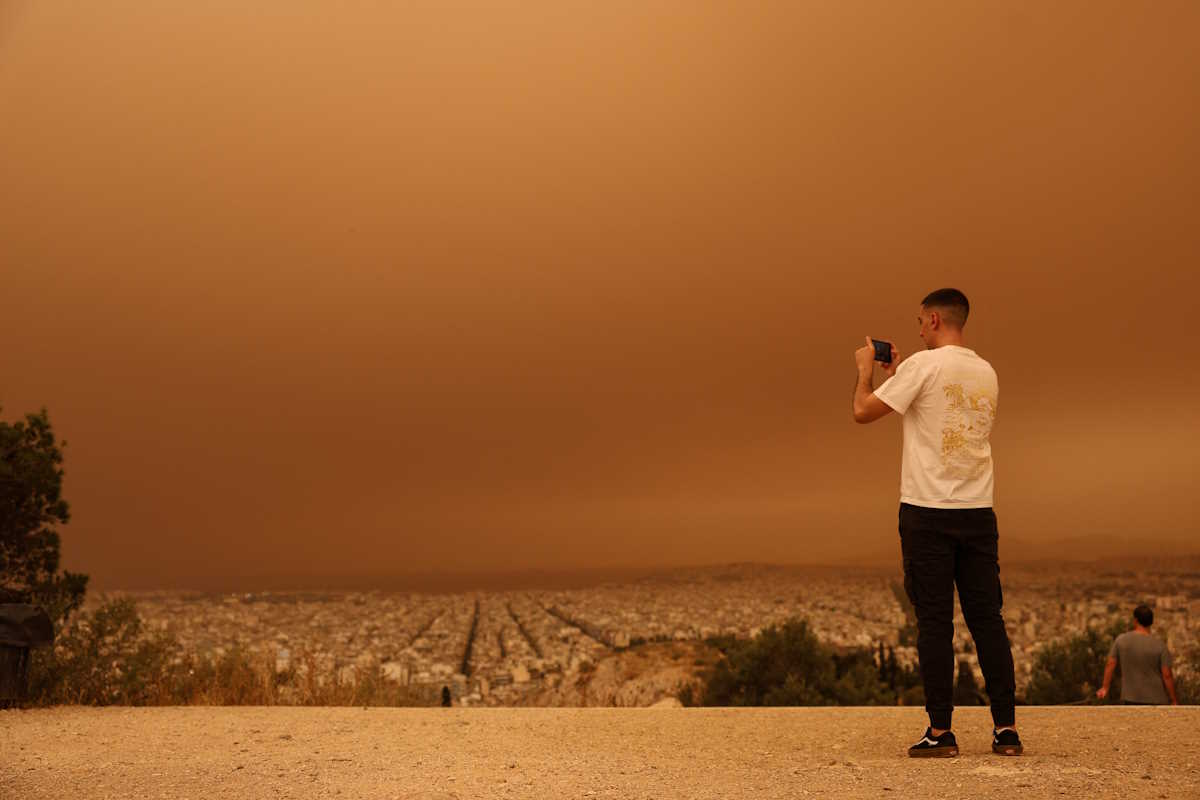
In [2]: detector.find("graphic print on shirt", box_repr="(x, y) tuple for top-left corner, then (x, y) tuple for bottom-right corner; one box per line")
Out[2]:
(940, 383), (997, 476)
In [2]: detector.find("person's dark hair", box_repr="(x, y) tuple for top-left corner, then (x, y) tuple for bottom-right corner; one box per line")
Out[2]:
(921, 288), (970, 329)
(1133, 604), (1154, 627)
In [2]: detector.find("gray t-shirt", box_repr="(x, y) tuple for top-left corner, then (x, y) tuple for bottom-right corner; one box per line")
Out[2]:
(1110, 631), (1173, 704)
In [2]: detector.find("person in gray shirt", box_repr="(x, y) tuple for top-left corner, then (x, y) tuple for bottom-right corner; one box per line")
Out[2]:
(1097, 605), (1179, 705)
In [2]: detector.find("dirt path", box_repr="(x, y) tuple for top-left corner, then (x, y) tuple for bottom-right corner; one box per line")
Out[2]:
(2, 706), (1197, 799)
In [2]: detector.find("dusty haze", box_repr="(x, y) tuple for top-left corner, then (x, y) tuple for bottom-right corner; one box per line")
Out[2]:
(1, 2), (1197, 590)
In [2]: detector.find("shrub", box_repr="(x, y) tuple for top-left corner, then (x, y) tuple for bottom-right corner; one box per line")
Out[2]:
(28, 597), (178, 705)
(693, 618), (918, 707)
(1025, 618), (1128, 705)
(1166, 638), (1200, 705)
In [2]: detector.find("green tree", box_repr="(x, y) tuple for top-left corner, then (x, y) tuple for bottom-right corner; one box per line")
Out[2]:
(829, 649), (897, 705)
(693, 619), (916, 706)
(0, 407), (88, 623)
(1025, 618), (1128, 704)
(700, 620), (832, 705)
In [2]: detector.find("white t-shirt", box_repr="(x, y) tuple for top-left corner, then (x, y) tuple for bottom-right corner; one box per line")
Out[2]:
(873, 345), (998, 509)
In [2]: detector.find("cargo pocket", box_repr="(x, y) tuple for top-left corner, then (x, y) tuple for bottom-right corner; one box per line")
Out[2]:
(996, 563), (1004, 610)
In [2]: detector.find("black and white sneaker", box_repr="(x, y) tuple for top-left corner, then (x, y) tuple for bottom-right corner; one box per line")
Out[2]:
(992, 728), (1023, 756)
(908, 727), (958, 758)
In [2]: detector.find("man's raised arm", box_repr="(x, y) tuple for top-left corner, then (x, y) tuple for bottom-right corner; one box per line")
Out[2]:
(853, 336), (897, 424)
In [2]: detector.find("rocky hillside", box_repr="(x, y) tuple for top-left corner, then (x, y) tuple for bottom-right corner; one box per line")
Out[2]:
(515, 640), (717, 707)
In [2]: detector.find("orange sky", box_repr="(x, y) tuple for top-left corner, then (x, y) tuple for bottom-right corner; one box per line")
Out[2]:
(2, 2), (1197, 589)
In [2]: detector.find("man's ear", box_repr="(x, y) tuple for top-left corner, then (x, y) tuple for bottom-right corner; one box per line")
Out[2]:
(929, 310), (940, 330)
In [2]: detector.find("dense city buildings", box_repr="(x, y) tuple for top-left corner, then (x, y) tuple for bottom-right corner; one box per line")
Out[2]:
(96, 562), (1200, 706)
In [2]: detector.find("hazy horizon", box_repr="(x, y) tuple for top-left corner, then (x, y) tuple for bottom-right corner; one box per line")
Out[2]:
(89, 548), (1200, 595)
(3, 2), (1198, 590)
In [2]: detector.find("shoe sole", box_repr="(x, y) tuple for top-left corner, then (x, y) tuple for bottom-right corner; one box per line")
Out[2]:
(909, 747), (958, 758)
(992, 744), (1023, 756)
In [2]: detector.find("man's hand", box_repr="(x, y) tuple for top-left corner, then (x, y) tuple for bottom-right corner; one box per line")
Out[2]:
(855, 336), (899, 377)
(1098, 656), (1117, 702)
(881, 340), (899, 377)
(852, 336), (898, 424)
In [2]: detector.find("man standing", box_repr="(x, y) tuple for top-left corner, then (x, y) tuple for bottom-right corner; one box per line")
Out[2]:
(851, 288), (1021, 758)
(1097, 605), (1179, 705)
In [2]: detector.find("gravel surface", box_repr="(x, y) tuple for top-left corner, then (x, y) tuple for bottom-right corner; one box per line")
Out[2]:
(2, 706), (1198, 799)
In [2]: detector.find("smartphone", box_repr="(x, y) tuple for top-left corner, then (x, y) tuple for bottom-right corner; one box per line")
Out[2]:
(871, 338), (893, 365)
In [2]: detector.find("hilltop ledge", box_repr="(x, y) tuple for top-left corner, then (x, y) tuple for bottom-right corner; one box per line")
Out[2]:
(2, 706), (1197, 799)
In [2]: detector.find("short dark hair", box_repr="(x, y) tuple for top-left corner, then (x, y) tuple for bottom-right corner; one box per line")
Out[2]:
(921, 288), (969, 328)
(1133, 605), (1154, 627)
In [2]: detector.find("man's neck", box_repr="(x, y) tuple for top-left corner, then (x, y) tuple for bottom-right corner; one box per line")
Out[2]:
(1134, 625), (1151, 635)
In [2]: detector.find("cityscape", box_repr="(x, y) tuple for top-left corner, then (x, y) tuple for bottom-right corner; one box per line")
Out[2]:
(90, 560), (1200, 707)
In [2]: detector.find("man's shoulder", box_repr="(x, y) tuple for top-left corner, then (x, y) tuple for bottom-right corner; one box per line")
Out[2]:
(939, 346), (997, 381)
(935, 345), (991, 363)
(1115, 631), (1165, 650)
(897, 348), (935, 371)
(1112, 631), (1139, 652)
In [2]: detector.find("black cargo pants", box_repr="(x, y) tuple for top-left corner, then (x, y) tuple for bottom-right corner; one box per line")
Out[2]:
(899, 502), (1016, 730)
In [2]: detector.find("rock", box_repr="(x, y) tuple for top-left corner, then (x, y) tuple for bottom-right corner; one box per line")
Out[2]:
(650, 696), (682, 708)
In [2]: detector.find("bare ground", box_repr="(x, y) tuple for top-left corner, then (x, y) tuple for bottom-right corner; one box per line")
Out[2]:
(2, 706), (1198, 799)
